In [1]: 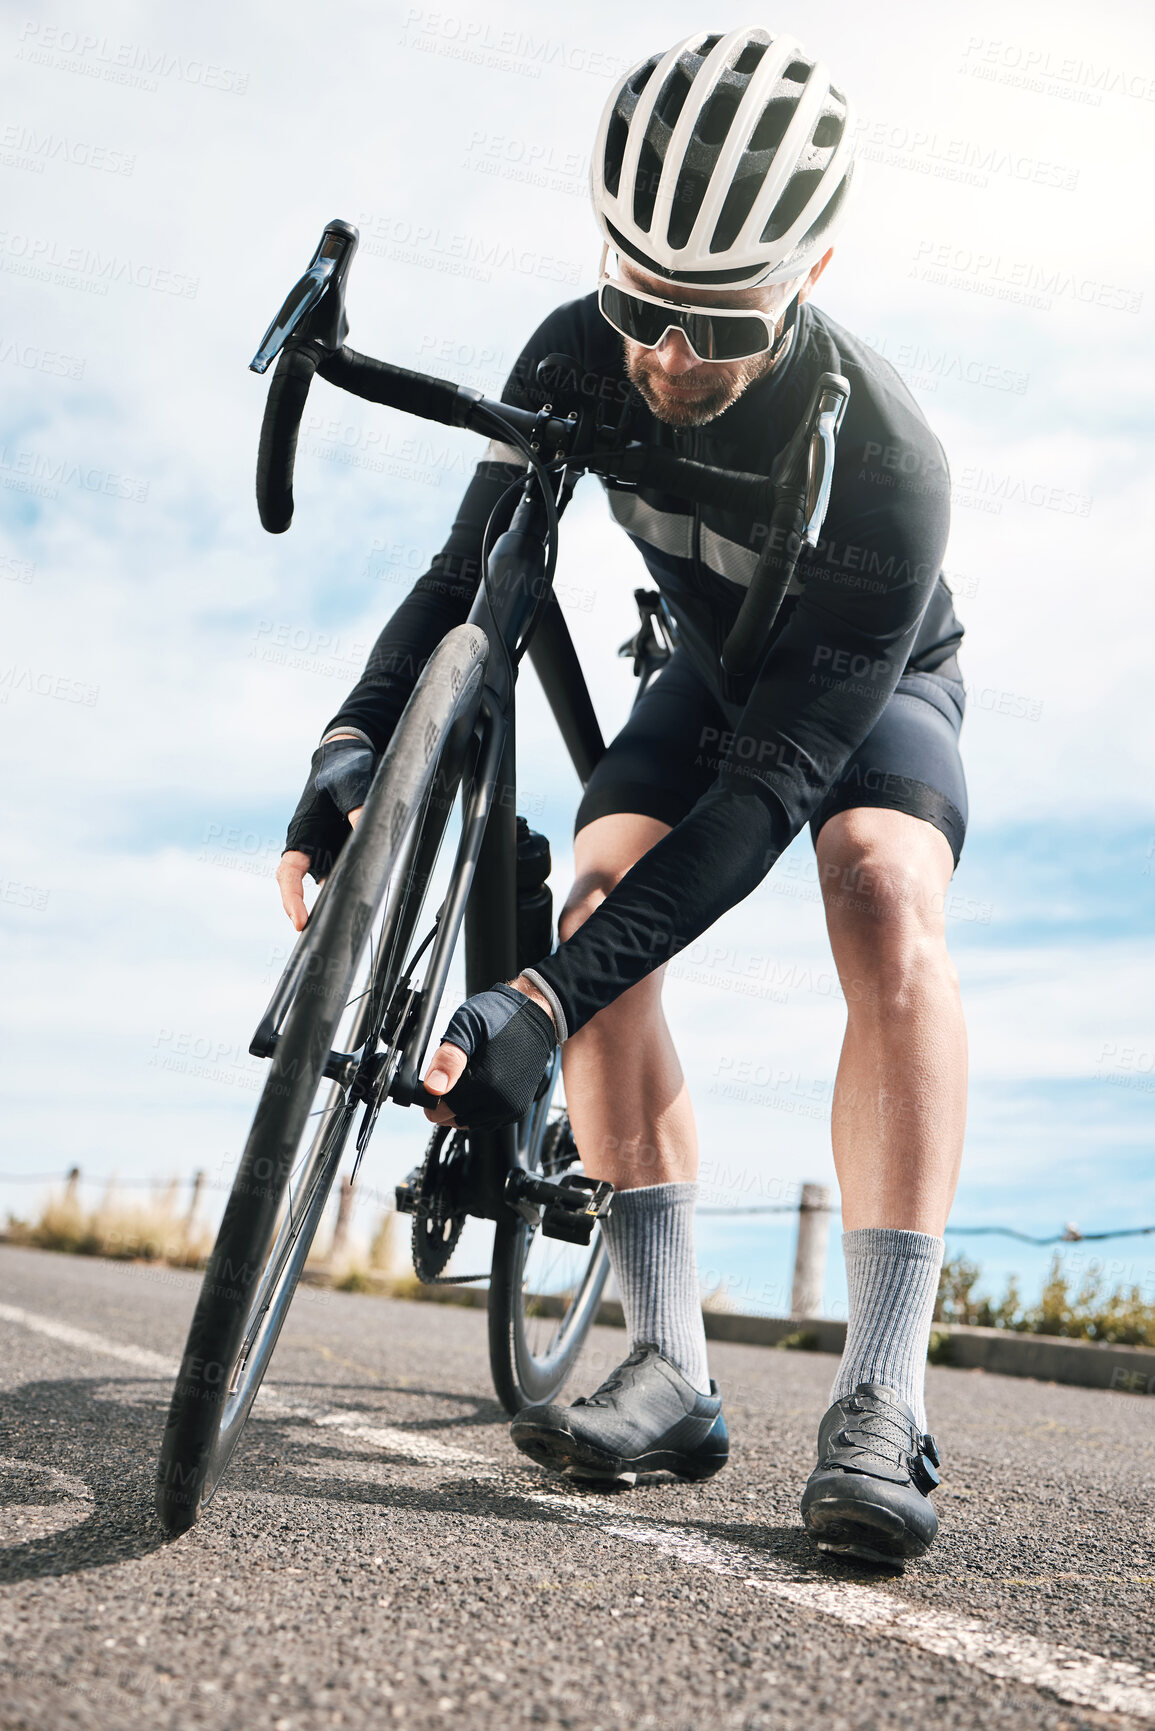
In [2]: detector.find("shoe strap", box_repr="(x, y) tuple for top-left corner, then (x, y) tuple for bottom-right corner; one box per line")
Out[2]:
(824, 1393), (942, 1490)
(575, 1345), (664, 1408)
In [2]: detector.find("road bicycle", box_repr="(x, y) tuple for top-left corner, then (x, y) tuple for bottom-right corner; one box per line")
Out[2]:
(156, 218), (848, 1535)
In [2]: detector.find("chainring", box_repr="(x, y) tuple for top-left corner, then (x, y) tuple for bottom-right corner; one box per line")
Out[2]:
(411, 1126), (470, 1281)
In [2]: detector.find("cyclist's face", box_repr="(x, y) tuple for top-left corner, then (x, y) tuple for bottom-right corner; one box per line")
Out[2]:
(619, 253), (828, 428)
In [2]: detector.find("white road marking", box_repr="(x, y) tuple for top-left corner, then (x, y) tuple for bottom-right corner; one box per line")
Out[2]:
(313, 1411), (495, 1469)
(530, 1498), (1155, 1722)
(0, 1303), (177, 1377)
(0, 1304), (495, 1473)
(5, 1300), (1155, 1720)
(0, 1456), (92, 1503)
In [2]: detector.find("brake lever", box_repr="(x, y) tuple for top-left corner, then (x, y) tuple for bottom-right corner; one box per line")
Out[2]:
(802, 375), (850, 547)
(719, 369), (850, 684)
(250, 218), (359, 375)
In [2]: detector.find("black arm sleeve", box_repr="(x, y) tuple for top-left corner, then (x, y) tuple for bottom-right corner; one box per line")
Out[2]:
(532, 456), (952, 1035)
(283, 298), (595, 877)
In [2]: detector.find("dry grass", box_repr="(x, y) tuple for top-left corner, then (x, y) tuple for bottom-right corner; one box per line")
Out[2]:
(328, 1211), (486, 1307)
(5, 1180), (212, 1268)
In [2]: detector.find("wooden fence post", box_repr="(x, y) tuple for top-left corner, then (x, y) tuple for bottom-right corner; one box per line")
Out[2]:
(790, 1183), (832, 1318)
(328, 1175), (355, 1271)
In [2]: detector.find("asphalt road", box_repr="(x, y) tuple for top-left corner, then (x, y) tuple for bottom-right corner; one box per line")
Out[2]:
(1, 1243), (1153, 1731)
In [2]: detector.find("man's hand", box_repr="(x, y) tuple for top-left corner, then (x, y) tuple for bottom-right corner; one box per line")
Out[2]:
(422, 976), (558, 1129)
(276, 850), (314, 933)
(421, 1041), (470, 1126)
(277, 782), (364, 931)
(277, 737), (372, 934)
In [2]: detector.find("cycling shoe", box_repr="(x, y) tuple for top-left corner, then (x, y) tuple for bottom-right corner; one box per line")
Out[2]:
(801, 1381), (941, 1568)
(510, 1344), (729, 1484)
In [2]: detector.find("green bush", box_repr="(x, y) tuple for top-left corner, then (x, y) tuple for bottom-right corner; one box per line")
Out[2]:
(934, 1251), (1155, 1347)
(926, 1329), (953, 1365)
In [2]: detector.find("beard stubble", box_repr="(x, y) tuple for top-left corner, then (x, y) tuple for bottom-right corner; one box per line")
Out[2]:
(623, 342), (783, 428)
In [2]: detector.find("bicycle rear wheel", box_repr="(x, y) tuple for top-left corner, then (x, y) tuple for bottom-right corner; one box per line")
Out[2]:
(488, 1077), (610, 1414)
(156, 625), (487, 1534)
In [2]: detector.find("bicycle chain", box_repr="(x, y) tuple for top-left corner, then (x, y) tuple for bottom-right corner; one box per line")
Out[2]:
(408, 1111), (579, 1282)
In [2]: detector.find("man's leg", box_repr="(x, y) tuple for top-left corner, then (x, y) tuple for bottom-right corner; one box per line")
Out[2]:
(559, 811), (710, 1395)
(510, 649), (729, 1474)
(818, 805), (967, 1431)
(510, 809), (726, 1476)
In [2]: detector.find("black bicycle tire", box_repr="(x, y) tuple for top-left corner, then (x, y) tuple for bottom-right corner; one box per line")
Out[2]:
(487, 1101), (610, 1414)
(156, 624), (488, 1534)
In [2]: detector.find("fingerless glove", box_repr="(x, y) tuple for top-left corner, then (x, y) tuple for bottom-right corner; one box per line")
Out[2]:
(284, 735), (377, 882)
(440, 984), (557, 1131)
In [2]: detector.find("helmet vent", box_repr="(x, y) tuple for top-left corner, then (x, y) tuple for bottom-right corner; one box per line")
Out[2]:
(698, 88), (742, 146)
(812, 113), (843, 150)
(633, 137), (664, 230)
(656, 65), (693, 129)
(783, 60), (811, 82)
(734, 42), (768, 75)
(709, 174), (762, 253)
(697, 33), (724, 56)
(604, 216), (777, 285)
(795, 170), (850, 255)
(603, 111), (628, 197)
(761, 168), (823, 242)
(628, 56), (660, 96)
(668, 170), (710, 248)
(749, 98), (795, 153)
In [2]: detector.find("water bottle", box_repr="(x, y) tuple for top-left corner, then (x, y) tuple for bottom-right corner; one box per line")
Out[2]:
(515, 816), (553, 972)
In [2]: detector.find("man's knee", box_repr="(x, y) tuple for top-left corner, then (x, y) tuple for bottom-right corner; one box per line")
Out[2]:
(558, 868), (619, 943)
(824, 847), (930, 933)
(817, 813), (955, 969)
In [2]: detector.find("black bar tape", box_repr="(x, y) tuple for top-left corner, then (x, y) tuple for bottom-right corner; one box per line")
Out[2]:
(626, 446), (771, 517)
(318, 347), (473, 429)
(256, 341), (320, 534)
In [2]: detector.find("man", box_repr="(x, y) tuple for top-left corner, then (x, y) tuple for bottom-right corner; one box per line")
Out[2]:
(279, 27), (966, 1568)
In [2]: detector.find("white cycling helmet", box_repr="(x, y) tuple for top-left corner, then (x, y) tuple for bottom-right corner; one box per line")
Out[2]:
(591, 26), (856, 289)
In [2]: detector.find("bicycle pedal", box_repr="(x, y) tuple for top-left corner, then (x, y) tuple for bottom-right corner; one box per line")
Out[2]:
(504, 1170), (613, 1244)
(541, 1201), (602, 1245)
(394, 1168), (422, 1214)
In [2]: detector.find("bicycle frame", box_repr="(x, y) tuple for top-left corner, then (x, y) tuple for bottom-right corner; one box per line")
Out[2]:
(251, 472), (618, 1224)
(392, 479), (610, 1219)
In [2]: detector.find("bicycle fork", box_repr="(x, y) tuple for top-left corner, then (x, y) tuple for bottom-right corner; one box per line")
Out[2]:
(391, 484), (554, 1218)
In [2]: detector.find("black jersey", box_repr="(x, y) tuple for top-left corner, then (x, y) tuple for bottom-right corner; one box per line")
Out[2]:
(289, 293), (960, 1037)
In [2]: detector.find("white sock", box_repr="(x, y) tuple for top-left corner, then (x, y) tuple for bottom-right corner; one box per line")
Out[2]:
(830, 1228), (944, 1432)
(600, 1182), (711, 1395)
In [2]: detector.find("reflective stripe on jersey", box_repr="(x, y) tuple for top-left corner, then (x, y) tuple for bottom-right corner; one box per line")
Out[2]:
(606, 487), (806, 595)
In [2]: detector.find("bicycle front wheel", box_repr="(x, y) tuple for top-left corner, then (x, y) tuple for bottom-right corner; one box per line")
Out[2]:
(156, 625), (488, 1534)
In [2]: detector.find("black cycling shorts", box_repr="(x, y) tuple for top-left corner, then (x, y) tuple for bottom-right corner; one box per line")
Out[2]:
(575, 648), (968, 866)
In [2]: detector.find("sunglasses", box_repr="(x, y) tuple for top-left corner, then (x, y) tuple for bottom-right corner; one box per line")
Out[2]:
(597, 251), (799, 365)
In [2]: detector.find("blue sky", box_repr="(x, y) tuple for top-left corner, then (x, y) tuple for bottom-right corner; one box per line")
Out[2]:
(2, 0), (1153, 1318)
